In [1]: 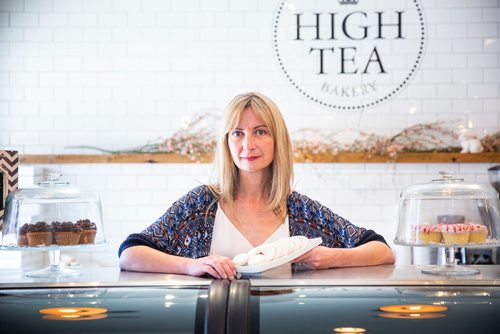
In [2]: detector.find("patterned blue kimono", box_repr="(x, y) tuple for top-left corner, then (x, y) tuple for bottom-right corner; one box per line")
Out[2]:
(118, 185), (387, 258)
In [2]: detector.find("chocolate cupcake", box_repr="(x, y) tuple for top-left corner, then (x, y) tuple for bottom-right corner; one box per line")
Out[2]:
(26, 221), (53, 246)
(76, 219), (97, 244)
(17, 223), (31, 246)
(52, 221), (82, 245)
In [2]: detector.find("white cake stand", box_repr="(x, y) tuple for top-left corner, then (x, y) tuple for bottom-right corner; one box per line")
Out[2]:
(395, 239), (500, 276)
(0, 243), (105, 278)
(420, 246), (479, 276)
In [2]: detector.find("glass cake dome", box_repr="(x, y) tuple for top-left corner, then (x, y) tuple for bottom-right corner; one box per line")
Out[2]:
(1, 173), (105, 278)
(395, 170), (500, 248)
(395, 170), (500, 276)
(1, 173), (105, 249)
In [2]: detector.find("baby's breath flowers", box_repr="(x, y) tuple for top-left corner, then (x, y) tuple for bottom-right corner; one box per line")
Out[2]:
(70, 113), (217, 162)
(72, 116), (496, 163)
(155, 113), (217, 160)
(481, 130), (500, 153)
(346, 121), (460, 160)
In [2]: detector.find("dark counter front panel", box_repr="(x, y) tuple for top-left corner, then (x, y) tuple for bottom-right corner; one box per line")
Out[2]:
(0, 287), (208, 334)
(251, 286), (499, 334)
(1, 280), (499, 334)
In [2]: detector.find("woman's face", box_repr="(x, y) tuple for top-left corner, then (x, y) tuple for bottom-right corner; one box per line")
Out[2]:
(228, 107), (274, 175)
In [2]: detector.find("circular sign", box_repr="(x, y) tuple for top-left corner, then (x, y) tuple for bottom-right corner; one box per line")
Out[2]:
(273, 0), (426, 111)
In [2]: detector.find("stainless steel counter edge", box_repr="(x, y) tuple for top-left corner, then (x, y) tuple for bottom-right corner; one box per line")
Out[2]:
(246, 265), (500, 287)
(1, 265), (499, 289)
(0, 267), (212, 289)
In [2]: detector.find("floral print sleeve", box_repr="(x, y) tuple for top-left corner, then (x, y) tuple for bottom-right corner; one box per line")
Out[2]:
(118, 185), (218, 258)
(287, 191), (387, 248)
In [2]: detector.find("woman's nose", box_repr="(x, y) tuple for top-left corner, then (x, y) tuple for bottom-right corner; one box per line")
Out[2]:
(242, 134), (255, 150)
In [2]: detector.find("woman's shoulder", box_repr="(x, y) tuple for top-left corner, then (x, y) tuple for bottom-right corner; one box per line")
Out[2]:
(172, 184), (218, 210)
(181, 185), (218, 202)
(166, 185), (218, 218)
(189, 184), (214, 196)
(287, 190), (315, 205)
(287, 191), (331, 215)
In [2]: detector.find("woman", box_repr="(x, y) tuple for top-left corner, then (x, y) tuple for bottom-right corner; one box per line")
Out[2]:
(118, 92), (395, 279)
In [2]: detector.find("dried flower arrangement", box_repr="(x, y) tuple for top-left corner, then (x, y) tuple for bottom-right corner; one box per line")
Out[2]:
(72, 113), (217, 161)
(334, 121), (459, 158)
(291, 121), (464, 162)
(481, 131), (500, 153)
(74, 114), (498, 162)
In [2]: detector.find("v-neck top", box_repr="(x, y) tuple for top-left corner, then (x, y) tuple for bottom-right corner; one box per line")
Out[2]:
(209, 206), (290, 258)
(119, 185), (389, 260)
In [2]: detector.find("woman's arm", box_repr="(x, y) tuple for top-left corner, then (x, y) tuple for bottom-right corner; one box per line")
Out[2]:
(119, 245), (237, 279)
(293, 240), (395, 269)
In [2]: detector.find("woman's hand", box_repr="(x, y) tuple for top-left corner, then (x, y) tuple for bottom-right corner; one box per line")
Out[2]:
(293, 241), (395, 269)
(120, 246), (239, 279)
(293, 246), (340, 269)
(185, 255), (237, 279)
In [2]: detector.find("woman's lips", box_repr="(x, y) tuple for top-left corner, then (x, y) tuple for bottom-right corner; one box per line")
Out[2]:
(241, 156), (259, 161)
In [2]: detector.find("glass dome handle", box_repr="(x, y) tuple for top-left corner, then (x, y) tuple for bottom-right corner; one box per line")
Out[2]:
(439, 170), (456, 179)
(47, 173), (61, 181)
(38, 173), (69, 187)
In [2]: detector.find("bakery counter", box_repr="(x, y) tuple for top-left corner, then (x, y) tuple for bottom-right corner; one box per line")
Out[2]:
(1, 266), (499, 333)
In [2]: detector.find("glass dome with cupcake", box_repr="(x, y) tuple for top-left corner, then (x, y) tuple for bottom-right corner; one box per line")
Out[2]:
(395, 170), (500, 275)
(1, 173), (105, 278)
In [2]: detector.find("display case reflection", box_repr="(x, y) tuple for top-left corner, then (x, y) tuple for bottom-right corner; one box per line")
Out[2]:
(396, 287), (497, 306)
(0, 288), (108, 321)
(0, 287), (206, 333)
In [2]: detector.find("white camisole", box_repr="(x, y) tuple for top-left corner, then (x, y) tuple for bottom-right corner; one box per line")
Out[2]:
(209, 207), (289, 258)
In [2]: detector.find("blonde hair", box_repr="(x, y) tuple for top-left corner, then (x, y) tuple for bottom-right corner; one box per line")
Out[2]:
(209, 92), (294, 216)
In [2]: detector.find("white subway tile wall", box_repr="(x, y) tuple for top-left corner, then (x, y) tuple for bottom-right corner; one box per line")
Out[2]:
(1, 0), (499, 266)
(27, 162), (496, 267)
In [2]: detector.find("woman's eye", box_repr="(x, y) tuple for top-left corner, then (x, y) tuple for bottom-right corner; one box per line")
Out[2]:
(231, 130), (243, 137)
(255, 129), (268, 135)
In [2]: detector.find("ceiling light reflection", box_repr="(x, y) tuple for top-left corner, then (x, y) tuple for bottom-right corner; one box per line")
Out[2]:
(378, 313), (446, 320)
(42, 314), (108, 321)
(379, 304), (448, 313)
(40, 307), (108, 316)
(334, 327), (366, 333)
(40, 307), (108, 321)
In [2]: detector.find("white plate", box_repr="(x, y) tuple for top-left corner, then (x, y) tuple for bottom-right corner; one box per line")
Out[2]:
(236, 237), (322, 274)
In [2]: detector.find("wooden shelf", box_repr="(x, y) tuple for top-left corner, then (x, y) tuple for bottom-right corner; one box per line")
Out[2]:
(20, 153), (214, 164)
(19, 152), (500, 164)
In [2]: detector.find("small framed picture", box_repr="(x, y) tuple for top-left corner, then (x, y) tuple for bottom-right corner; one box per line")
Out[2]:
(0, 150), (19, 225)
